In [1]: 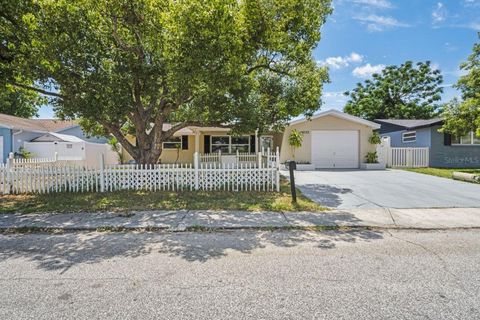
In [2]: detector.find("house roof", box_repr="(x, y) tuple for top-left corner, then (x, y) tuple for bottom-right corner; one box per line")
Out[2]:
(31, 132), (85, 143)
(0, 113), (77, 133)
(289, 109), (381, 129)
(375, 118), (443, 130)
(31, 119), (78, 132)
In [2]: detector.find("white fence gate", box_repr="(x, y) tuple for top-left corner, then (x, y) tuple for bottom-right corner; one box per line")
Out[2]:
(388, 147), (429, 168)
(1, 149), (280, 195)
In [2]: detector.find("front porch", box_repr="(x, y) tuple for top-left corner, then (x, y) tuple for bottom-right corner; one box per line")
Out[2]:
(148, 125), (280, 165)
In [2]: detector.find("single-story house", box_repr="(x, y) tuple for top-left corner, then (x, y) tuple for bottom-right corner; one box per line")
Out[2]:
(0, 113), (115, 165)
(122, 109), (381, 169)
(375, 118), (480, 168)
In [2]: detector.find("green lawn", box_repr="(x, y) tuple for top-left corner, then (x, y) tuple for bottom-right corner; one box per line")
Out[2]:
(0, 179), (325, 214)
(404, 168), (480, 181)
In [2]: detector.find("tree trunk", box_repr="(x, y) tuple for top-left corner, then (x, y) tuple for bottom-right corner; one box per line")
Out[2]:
(135, 145), (163, 165)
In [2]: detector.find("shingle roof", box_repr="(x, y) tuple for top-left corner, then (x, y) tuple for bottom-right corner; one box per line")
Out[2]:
(375, 118), (443, 129)
(0, 113), (77, 133)
(30, 119), (77, 132)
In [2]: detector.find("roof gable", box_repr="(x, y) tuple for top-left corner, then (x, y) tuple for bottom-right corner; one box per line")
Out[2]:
(31, 132), (85, 143)
(375, 118), (443, 130)
(289, 109), (381, 129)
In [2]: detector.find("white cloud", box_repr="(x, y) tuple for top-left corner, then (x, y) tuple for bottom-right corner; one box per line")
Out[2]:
(351, 0), (393, 9)
(318, 52), (364, 69)
(354, 14), (410, 31)
(468, 22), (480, 30)
(432, 2), (447, 24)
(323, 91), (346, 98)
(322, 91), (349, 108)
(352, 63), (385, 78)
(431, 62), (440, 71)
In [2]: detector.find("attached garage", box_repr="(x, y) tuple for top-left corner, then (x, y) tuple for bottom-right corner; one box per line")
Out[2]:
(279, 109), (381, 168)
(311, 130), (359, 168)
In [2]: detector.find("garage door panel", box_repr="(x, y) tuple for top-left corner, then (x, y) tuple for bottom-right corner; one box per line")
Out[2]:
(311, 131), (359, 169)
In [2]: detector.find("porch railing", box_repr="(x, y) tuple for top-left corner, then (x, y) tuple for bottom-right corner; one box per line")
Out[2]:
(199, 147), (278, 165)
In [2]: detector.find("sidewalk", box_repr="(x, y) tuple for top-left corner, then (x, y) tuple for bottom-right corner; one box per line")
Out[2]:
(1, 207), (480, 231)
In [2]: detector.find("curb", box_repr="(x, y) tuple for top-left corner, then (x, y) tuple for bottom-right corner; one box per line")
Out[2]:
(2, 224), (480, 234)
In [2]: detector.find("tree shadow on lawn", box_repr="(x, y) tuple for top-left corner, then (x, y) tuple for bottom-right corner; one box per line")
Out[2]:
(0, 224), (383, 273)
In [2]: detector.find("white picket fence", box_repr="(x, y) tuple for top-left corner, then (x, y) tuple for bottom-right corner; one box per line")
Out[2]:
(1, 151), (280, 195)
(388, 147), (429, 168)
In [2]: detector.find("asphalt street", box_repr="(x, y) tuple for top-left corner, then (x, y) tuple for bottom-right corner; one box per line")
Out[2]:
(1, 229), (479, 319)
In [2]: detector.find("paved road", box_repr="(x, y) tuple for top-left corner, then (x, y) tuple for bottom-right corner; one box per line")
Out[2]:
(286, 169), (480, 209)
(1, 229), (479, 319)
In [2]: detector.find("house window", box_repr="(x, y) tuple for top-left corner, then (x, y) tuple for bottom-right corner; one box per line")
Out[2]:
(210, 135), (251, 153)
(211, 136), (230, 153)
(453, 132), (480, 145)
(402, 131), (416, 143)
(231, 136), (250, 153)
(66, 144), (73, 149)
(163, 137), (182, 149)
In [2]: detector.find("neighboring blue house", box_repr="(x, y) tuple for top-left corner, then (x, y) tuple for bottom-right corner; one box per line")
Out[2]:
(0, 113), (108, 163)
(376, 118), (480, 168)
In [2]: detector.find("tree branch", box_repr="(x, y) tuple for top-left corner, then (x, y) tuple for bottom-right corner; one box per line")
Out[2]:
(12, 83), (65, 98)
(99, 120), (137, 158)
(246, 63), (290, 76)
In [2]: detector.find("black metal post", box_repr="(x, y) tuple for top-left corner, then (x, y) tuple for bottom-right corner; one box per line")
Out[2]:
(288, 161), (297, 203)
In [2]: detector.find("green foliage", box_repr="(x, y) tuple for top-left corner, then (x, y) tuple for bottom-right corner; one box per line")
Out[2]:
(0, 0), (46, 117)
(288, 129), (303, 159)
(368, 132), (381, 145)
(442, 34), (480, 137)
(15, 147), (33, 159)
(108, 137), (126, 164)
(288, 129), (304, 149)
(365, 151), (378, 164)
(1, 0), (332, 164)
(344, 61), (443, 121)
(0, 84), (45, 118)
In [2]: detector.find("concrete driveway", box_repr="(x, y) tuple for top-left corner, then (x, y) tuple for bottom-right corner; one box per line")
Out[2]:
(286, 169), (480, 209)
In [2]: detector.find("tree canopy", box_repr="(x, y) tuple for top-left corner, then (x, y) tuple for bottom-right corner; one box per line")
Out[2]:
(442, 34), (480, 137)
(0, 0), (45, 117)
(344, 61), (443, 121)
(0, 84), (45, 118)
(1, 0), (332, 164)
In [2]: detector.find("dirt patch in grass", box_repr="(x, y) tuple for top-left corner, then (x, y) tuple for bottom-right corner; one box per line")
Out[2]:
(0, 179), (325, 214)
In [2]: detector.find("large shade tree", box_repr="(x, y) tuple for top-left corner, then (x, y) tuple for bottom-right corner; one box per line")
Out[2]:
(344, 61), (443, 121)
(0, 0), (331, 164)
(442, 34), (480, 137)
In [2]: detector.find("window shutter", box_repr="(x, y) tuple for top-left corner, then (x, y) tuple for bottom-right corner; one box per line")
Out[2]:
(181, 136), (188, 150)
(250, 135), (256, 153)
(204, 135), (210, 154)
(443, 133), (452, 146)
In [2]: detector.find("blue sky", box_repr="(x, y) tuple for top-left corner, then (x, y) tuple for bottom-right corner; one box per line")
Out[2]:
(314, 0), (480, 111)
(37, 0), (480, 118)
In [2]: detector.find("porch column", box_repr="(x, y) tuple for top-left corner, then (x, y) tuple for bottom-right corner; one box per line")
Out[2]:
(194, 130), (200, 153)
(255, 129), (259, 154)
